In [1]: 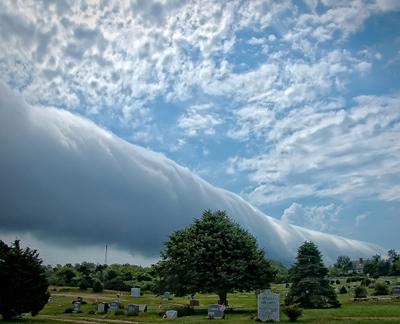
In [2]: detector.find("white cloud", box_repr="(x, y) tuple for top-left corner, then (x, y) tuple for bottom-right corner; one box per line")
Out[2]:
(0, 82), (384, 264)
(355, 213), (368, 227)
(178, 104), (222, 137)
(230, 93), (400, 205)
(281, 203), (341, 232)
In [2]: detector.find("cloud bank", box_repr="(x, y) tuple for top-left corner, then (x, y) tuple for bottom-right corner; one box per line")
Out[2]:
(0, 83), (383, 264)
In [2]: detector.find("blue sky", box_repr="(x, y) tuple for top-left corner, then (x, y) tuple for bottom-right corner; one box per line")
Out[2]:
(0, 0), (400, 262)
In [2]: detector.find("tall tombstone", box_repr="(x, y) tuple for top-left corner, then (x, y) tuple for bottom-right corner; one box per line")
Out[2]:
(258, 289), (280, 322)
(97, 302), (105, 314)
(73, 302), (81, 313)
(131, 287), (141, 297)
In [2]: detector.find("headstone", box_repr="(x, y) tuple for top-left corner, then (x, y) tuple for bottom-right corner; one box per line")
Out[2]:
(127, 304), (139, 315)
(208, 304), (224, 319)
(73, 302), (80, 313)
(258, 289), (280, 322)
(190, 299), (200, 306)
(392, 286), (400, 296)
(131, 287), (141, 297)
(165, 310), (178, 319)
(163, 291), (171, 300)
(138, 304), (148, 312)
(110, 301), (119, 312)
(97, 303), (105, 314)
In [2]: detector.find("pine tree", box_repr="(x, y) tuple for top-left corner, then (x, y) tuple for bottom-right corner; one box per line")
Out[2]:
(285, 241), (340, 308)
(0, 240), (50, 320)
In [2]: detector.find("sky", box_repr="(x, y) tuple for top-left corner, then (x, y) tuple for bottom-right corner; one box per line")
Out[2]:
(0, 0), (399, 265)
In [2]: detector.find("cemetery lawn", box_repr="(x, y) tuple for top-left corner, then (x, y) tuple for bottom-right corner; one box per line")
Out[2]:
(1, 282), (400, 323)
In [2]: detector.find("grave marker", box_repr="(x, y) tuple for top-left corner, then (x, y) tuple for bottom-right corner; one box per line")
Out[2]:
(258, 289), (280, 322)
(97, 303), (105, 314)
(393, 286), (400, 296)
(208, 304), (225, 319)
(109, 301), (119, 312)
(73, 302), (80, 313)
(163, 291), (171, 300)
(127, 304), (139, 316)
(166, 310), (178, 319)
(131, 287), (141, 297)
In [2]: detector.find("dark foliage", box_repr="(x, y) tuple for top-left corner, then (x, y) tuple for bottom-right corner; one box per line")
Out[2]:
(0, 240), (50, 320)
(285, 241), (340, 308)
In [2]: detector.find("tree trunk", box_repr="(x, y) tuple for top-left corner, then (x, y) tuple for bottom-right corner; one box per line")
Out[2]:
(218, 291), (228, 306)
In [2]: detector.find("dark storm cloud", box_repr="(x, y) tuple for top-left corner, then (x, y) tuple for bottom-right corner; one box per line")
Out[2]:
(0, 83), (383, 264)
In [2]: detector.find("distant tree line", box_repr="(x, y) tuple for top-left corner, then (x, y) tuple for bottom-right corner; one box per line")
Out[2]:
(330, 249), (400, 278)
(44, 262), (157, 293)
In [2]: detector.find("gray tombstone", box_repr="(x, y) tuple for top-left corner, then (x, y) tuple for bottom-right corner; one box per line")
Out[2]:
(163, 291), (171, 300)
(208, 304), (224, 319)
(392, 286), (400, 296)
(138, 304), (148, 312)
(166, 310), (178, 319)
(73, 302), (80, 313)
(258, 289), (280, 322)
(127, 304), (139, 316)
(110, 301), (119, 312)
(131, 287), (141, 297)
(97, 302), (105, 314)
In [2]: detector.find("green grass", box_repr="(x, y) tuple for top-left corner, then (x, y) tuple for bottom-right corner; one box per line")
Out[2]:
(2, 282), (400, 323)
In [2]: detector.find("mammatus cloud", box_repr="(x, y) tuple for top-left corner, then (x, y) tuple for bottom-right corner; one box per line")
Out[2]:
(0, 83), (383, 264)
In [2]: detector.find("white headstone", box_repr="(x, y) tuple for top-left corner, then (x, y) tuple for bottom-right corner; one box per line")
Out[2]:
(131, 287), (141, 297)
(208, 304), (224, 319)
(97, 303), (105, 313)
(166, 310), (178, 319)
(127, 304), (139, 315)
(163, 291), (171, 300)
(258, 289), (280, 322)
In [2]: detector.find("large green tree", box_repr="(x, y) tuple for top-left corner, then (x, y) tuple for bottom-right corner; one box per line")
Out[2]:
(0, 240), (49, 320)
(285, 241), (340, 308)
(156, 210), (275, 305)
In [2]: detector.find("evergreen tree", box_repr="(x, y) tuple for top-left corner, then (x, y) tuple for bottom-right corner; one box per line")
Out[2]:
(0, 240), (50, 320)
(285, 241), (340, 308)
(156, 210), (275, 305)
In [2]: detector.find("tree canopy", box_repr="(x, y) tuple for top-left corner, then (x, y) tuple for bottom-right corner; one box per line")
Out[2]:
(0, 240), (50, 320)
(155, 210), (275, 305)
(285, 241), (340, 308)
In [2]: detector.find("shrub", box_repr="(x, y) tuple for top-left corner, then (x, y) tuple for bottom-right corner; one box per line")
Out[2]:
(330, 280), (335, 285)
(114, 309), (125, 316)
(336, 279), (341, 285)
(283, 304), (303, 322)
(354, 286), (367, 298)
(64, 307), (73, 313)
(104, 278), (130, 291)
(373, 282), (389, 296)
(346, 278), (351, 283)
(339, 286), (348, 294)
(361, 278), (371, 286)
(88, 310), (95, 314)
(92, 280), (103, 293)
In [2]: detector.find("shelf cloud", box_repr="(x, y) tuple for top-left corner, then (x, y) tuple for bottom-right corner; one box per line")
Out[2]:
(0, 83), (383, 264)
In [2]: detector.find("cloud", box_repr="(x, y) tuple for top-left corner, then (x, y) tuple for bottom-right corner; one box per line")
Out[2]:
(355, 213), (368, 227)
(0, 82), (384, 265)
(281, 203), (341, 232)
(229, 93), (400, 205)
(178, 104), (222, 137)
